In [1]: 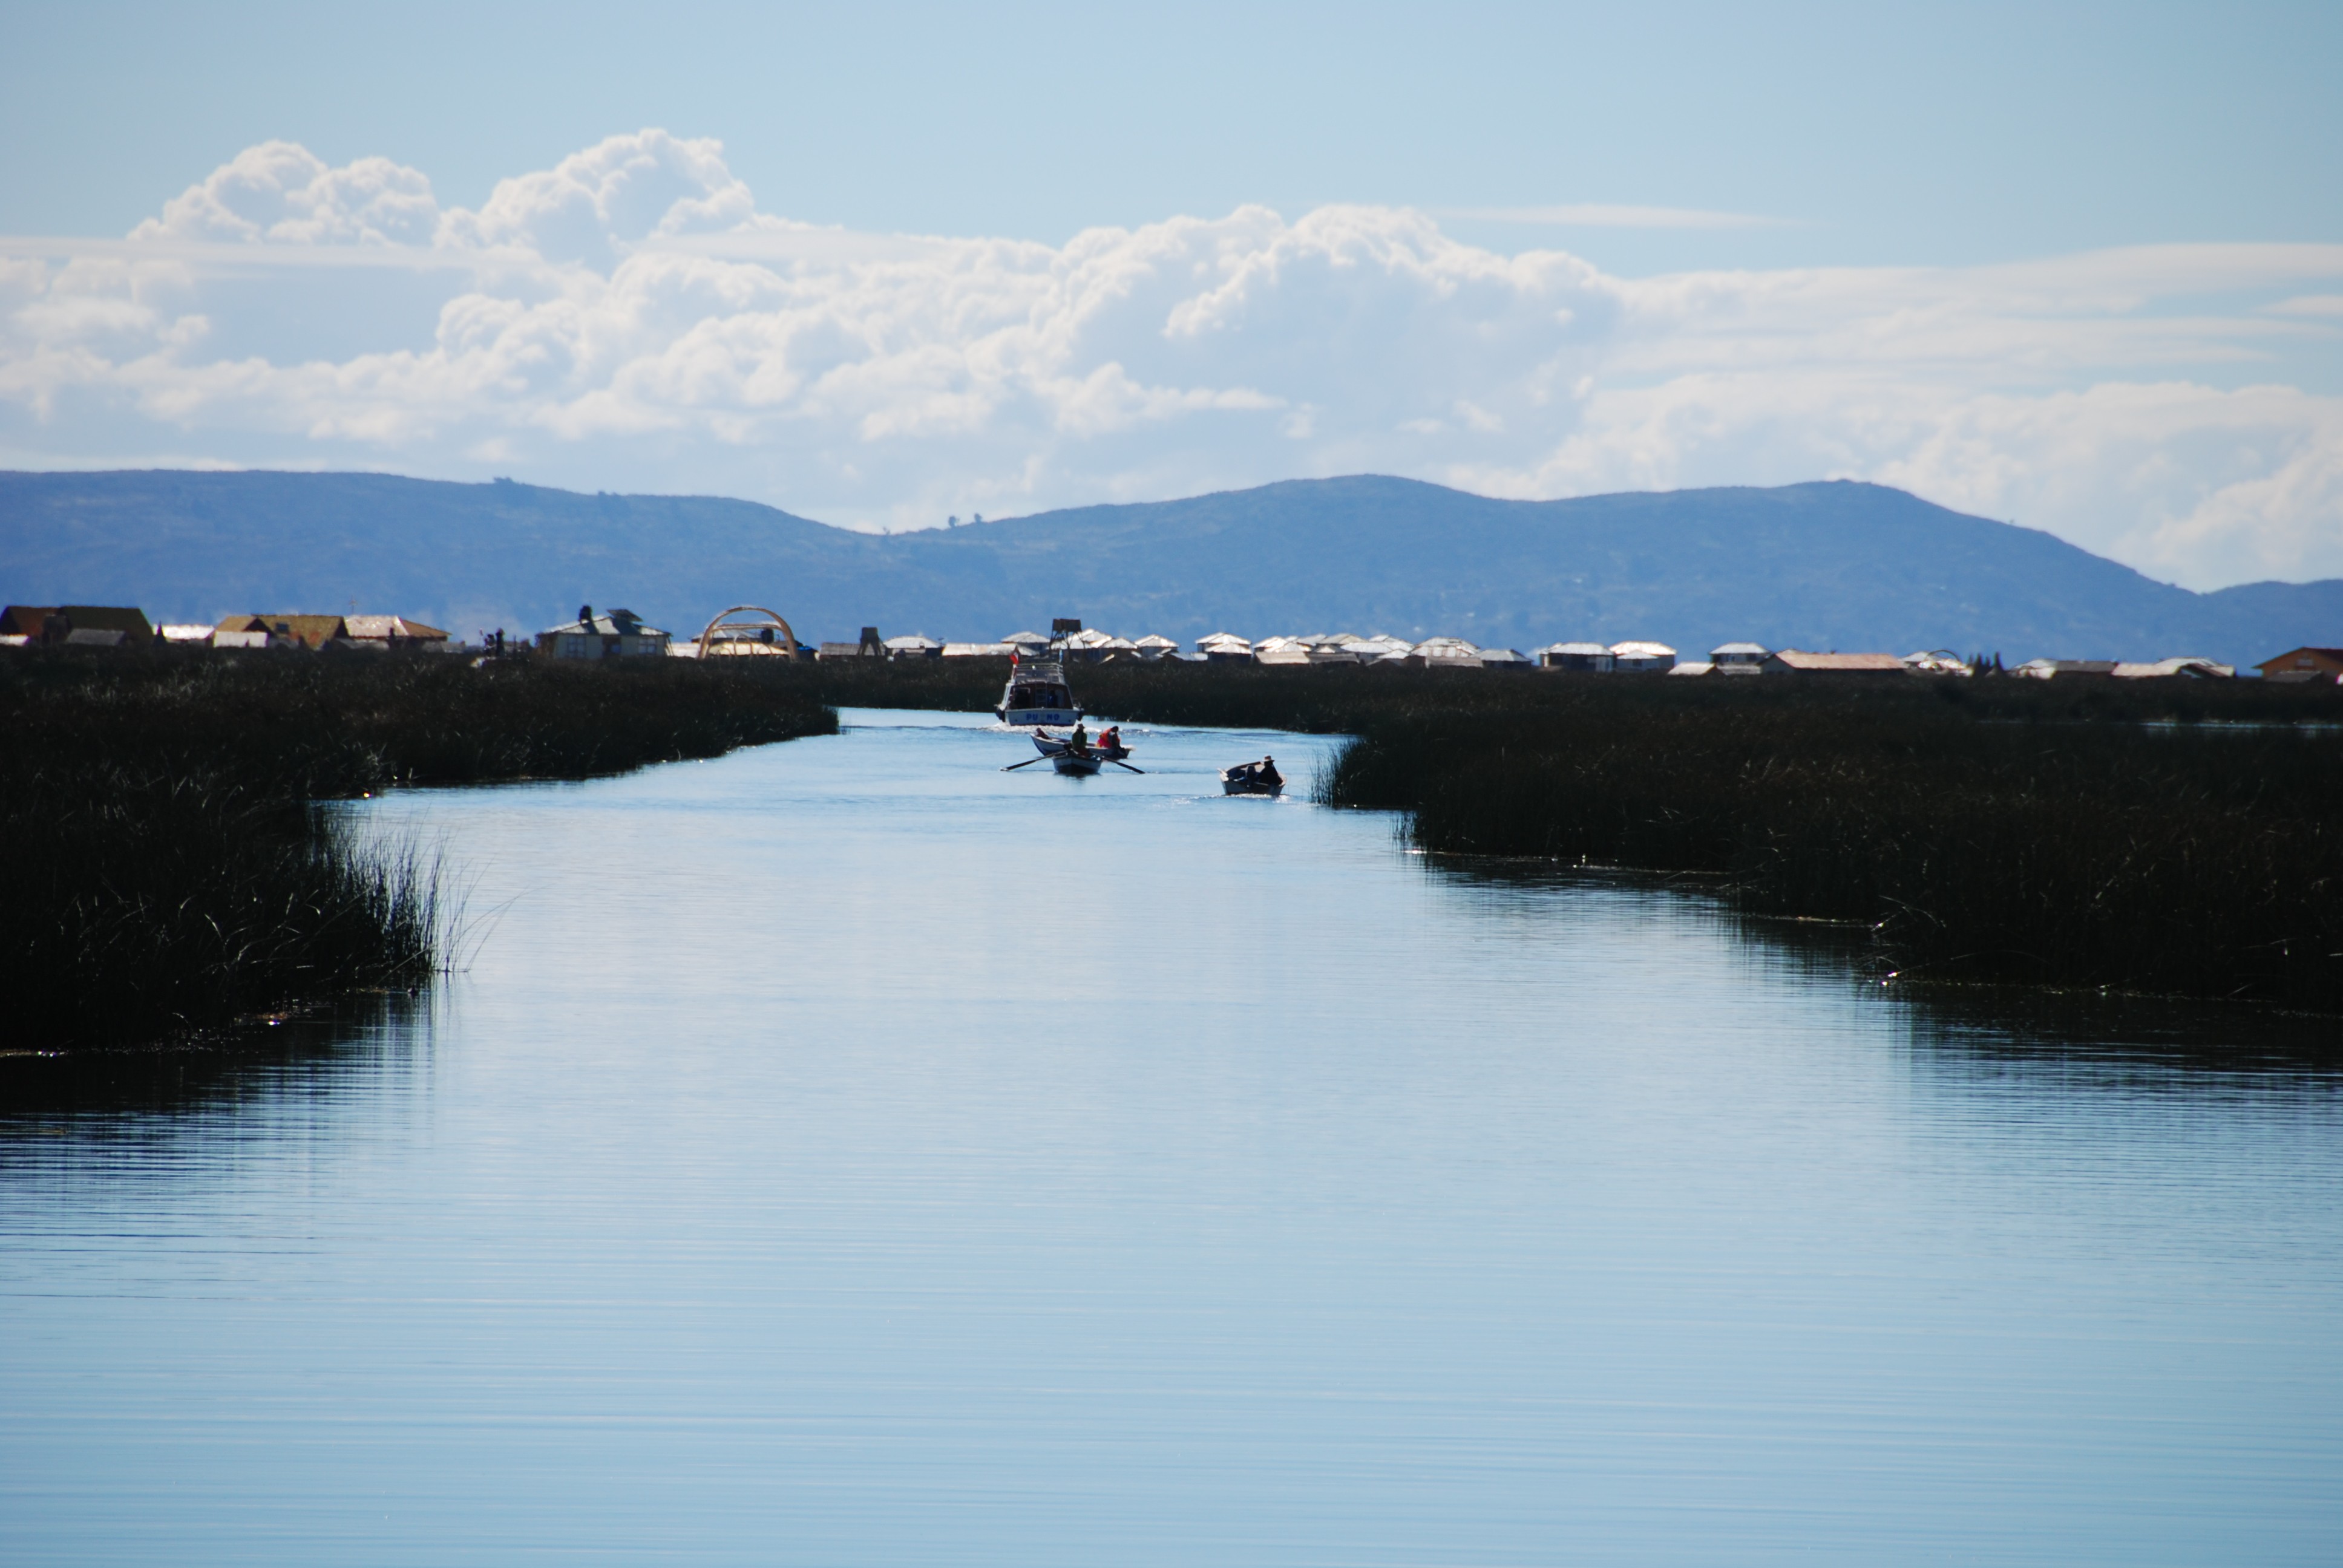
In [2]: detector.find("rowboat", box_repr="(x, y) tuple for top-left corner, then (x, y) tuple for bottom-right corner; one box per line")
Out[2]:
(1221, 759), (1285, 796)
(1017, 730), (1138, 777)
(1028, 732), (1093, 775)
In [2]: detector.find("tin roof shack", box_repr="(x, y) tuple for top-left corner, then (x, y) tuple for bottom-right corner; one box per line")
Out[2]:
(344, 615), (450, 650)
(160, 624), (217, 645)
(1609, 641), (1677, 673)
(2256, 647), (2343, 684)
(217, 613), (350, 650)
(1668, 661), (1715, 676)
(1538, 642), (1614, 672)
(2, 605), (155, 646)
(2010, 659), (2119, 681)
(883, 634), (943, 660)
(1762, 650), (1909, 675)
(1133, 635), (1180, 660)
(943, 642), (1013, 659)
(2112, 657), (2235, 679)
(1480, 647), (1533, 670)
(1710, 642), (1769, 675)
(536, 606), (669, 659)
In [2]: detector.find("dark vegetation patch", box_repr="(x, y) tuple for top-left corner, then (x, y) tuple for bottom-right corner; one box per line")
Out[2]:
(3, 648), (837, 1052)
(802, 659), (2343, 1011)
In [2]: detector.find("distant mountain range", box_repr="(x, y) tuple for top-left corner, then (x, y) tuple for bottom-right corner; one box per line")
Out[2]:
(3, 469), (2336, 667)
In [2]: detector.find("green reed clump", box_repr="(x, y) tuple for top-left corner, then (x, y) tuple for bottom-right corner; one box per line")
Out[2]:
(2, 647), (839, 1048)
(1313, 676), (2341, 1010)
(5, 757), (444, 1047)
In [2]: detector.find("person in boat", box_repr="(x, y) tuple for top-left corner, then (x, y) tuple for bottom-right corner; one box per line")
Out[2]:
(1257, 755), (1282, 789)
(1099, 725), (1122, 756)
(1066, 720), (1089, 756)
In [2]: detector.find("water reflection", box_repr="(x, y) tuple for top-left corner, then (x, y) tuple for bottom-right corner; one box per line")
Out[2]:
(1426, 854), (2343, 1083)
(0, 989), (442, 1121)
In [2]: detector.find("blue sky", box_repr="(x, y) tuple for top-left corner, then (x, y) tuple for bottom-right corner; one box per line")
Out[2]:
(2, 0), (2339, 585)
(9, 1), (2339, 270)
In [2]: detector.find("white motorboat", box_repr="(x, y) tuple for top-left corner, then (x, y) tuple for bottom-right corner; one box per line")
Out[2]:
(995, 631), (1083, 728)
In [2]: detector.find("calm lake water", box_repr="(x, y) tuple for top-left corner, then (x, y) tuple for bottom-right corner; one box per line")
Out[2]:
(5, 709), (2341, 1566)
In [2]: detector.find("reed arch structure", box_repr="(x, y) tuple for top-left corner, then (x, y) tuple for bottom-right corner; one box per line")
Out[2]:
(695, 606), (802, 660)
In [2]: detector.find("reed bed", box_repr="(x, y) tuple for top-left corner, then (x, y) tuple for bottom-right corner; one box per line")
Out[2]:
(1320, 685), (2341, 1011)
(4, 647), (837, 1049)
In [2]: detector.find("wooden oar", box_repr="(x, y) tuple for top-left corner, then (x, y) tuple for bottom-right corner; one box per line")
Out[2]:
(1000, 754), (1051, 771)
(1108, 759), (1147, 774)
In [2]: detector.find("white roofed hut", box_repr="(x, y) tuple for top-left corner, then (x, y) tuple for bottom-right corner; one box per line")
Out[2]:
(1001, 631), (1050, 655)
(1061, 627), (1117, 661)
(882, 634), (944, 660)
(538, 607), (669, 659)
(1608, 641), (1677, 673)
(1411, 638), (1484, 670)
(1480, 647), (1533, 670)
(1254, 636), (1313, 665)
(1709, 641), (1768, 675)
(1303, 635), (1365, 665)
(944, 641), (1013, 658)
(1538, 642), (1614, 672)
(1197, 633), (1254, 663)
(1668, 661), (1715, 676)
(1343, 634), (1412, 662)
(1133, 635), (1179, 660)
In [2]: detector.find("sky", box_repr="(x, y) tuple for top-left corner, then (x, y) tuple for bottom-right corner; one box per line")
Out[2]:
(2, 0), (2339, 588)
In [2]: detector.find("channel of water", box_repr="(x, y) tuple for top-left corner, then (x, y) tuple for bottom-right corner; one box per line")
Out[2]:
(4, 710), (2339, 1565)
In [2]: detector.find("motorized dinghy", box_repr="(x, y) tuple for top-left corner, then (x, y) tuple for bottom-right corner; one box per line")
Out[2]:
(1222, 757), (1285, 797)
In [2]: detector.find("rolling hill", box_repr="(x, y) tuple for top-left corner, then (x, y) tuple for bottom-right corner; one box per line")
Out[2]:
(2, 468), (2335, 667)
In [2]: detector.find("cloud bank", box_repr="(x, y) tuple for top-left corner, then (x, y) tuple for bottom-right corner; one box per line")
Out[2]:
(5, 131), (2340, 587)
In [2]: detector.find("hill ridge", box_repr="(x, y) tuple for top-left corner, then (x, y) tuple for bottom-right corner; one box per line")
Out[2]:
(2, 468), (2335, 668)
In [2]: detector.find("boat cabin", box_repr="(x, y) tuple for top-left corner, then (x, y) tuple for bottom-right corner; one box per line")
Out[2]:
(997, 662), (1081, 727)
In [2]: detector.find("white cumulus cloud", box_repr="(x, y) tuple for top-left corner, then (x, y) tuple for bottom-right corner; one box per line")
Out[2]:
(132, 140), (441, 247)
(5, 131), (2342, 587)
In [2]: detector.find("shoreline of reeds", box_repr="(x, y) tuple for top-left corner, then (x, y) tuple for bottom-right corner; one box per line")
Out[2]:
(4, 647), (837, 1053)
(791, 658), (2343, 1013)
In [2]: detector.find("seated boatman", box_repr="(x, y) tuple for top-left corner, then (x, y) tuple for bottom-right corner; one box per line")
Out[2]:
(1257, 755), (1282, 789)
(1066, 720), (1089, 755)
